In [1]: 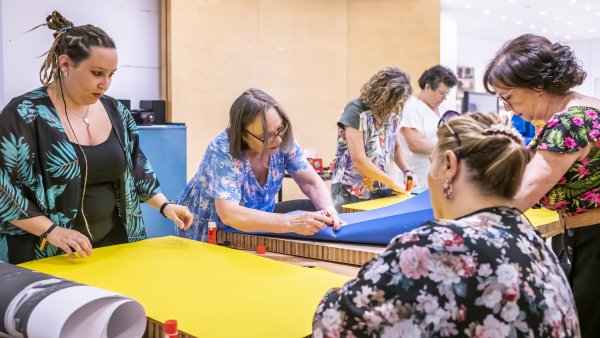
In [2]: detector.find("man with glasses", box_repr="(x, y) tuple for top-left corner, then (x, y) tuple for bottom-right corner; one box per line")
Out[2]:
(400, 65), (458, 190)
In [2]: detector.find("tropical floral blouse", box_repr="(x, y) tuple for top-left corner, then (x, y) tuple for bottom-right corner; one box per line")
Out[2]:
(313, 207), (580, 338)
(332, 99), (400, 200)
(176, 131), (308, 241)
(0, 87), (161, 261)
(529, 106), (600, 215)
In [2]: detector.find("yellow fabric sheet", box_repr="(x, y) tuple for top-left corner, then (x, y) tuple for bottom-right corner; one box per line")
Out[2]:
(343, 194), (412, 211)
(20, 236), (349, 338)
(343, 195), (559, 227)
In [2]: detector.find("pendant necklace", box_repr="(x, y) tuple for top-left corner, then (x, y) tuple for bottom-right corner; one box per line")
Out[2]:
(69, 105), (92, 136)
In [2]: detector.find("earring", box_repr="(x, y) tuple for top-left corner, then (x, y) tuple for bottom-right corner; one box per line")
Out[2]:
(443, 178), (453, 200)
(62, 69), (68, 78)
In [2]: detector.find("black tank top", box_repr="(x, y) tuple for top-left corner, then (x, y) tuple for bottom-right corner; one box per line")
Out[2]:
(71, 129), (126, 244)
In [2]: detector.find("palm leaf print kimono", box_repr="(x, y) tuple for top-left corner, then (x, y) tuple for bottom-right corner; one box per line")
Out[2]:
(0, 87), (161, 261)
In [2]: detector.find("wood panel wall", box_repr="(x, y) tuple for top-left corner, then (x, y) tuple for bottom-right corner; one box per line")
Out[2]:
(164, 0), (440, 198)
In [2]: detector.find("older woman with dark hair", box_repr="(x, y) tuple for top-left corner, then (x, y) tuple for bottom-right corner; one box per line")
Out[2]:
(313, 112), (579, 337)
(331, 67), (413, 211)
(483, 33), (599, 337)
(177, 89), (342, 241)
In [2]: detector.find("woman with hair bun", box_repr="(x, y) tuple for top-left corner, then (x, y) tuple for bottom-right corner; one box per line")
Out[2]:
(0, 11), (193, 264)
(484, 33), (600, 337)
(313, 111), (579, 337)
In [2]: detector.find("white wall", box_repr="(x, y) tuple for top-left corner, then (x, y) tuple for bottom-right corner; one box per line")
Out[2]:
(440, 13), (459, 109)
(456, 36), (504, 94)
(0, 0), (160, 109)
(566, 40), (600, 97)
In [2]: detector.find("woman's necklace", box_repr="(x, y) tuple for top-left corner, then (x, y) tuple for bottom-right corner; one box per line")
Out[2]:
(70, 105), (91, 125)
(68, 105), (92, 137)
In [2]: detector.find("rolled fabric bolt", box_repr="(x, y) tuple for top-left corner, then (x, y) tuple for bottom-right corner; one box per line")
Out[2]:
(256, 244), (266, 254)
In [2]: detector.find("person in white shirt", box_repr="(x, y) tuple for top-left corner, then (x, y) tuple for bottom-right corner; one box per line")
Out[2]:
(400, 65), (458, 189)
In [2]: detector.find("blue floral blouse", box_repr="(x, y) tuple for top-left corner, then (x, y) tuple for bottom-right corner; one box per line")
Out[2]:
(176, 131), (308, 241)
(313, 207), (580, 338)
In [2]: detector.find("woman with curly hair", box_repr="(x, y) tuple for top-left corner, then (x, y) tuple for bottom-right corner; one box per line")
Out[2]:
(331, 67), (413, 211)
(484, 33), (599, 337)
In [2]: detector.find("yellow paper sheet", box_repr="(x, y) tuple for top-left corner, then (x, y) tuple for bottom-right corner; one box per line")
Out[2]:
(524, 208), (559, 227)
(342, 194), (413, 212)
(20, 236), (349, 338)
(343, 195), (559, 228)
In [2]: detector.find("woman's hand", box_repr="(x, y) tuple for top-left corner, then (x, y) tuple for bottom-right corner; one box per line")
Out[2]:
(390, 182), (407, 195)
(329, 213), (346, 231)
(287, 212), (330, 235)
(46, 227), (93, 259)
(163, 204), (194, 230)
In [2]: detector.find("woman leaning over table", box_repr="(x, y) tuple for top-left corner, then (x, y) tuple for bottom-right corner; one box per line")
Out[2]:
(331, 66), (414, 212)
(484, 33), (600, 337)
(176, 88), (343, 242)
(313, 111), (579, 337)
(0, 11), (192, 264)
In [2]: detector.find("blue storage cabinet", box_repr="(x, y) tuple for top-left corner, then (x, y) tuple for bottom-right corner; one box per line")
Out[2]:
(137, 124), (187, 238)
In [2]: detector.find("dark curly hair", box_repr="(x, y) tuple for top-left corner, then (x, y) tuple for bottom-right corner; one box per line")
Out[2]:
(417, 65), (458, 90)
(34, 11), (116, 86)
(360, 67), (412, 121)
(483, 34), (586, 95)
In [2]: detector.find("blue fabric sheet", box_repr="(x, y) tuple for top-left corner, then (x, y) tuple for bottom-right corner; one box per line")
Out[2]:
(222, 190), (434, 245)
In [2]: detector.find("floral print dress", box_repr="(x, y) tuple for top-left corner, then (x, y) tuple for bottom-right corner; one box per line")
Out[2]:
(332, 99), (400, 209)
(176, 131), (308, 241)
(528, 106), (600, 215)
(313, 207), (580, 338)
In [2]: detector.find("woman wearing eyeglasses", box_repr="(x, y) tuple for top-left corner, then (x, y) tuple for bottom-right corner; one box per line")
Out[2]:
(313, 112), (579, 337)
(399, 65), (458, 189)
(176, 88), (342, 241)
(484, 34), (600, 337)
(331, 67), (414, 211)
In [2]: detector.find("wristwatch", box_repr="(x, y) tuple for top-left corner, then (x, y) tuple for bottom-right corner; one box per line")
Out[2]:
(160, 200), (176, 217)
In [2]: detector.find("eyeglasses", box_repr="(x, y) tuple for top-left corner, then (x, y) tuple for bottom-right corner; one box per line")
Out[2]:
(437, 110), (462, 158)
(245, 124), (288, 144)
(498, 89), (515, 111)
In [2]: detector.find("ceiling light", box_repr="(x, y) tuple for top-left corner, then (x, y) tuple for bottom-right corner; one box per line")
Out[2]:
(554, 32), (559, 36)
(540, 11), (547, 15)
(542, 28), (548, 32)
(565, 35), (571, 39)
(484, 10), (491, 14)
(501, 15), (507, 20)
(555, 16), (560, 20)
(516, 20), (522, 25)
(508, 0), (515, 2)
(567, 21), (573, 25)
(569, 0), (576, 3)
(529, 24), (536, 29)
(585, 6), (591, 10)
(590, 29), (596, 33)
(466, 4), (472, 8)
(596, 11), (600, 15)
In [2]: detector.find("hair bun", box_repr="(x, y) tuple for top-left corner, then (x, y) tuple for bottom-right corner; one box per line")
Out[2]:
(482, 123), (525, 144)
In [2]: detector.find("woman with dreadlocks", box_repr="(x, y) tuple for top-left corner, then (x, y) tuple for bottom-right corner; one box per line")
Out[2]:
(0, 11), (193, 264)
